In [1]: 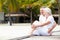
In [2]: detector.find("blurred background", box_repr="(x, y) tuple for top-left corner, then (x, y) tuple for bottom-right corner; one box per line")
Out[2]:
(0, 0), (59, 24)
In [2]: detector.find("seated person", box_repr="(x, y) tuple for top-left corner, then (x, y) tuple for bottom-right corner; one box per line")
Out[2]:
(31, 7), (57, 36)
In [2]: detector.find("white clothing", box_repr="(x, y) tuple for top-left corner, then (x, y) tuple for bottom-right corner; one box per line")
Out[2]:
(33, 15), (46, 26)
(46, 16), (55, 29)
(39, 15), (46, 23)
(32, 15), (55, 36)
(33, 27), (50, 36)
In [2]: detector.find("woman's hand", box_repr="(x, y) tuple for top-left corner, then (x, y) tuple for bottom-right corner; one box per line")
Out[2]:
(31, 24), (39, 29)
(34, 24), (41, 27)
(48, 22), (57, 33)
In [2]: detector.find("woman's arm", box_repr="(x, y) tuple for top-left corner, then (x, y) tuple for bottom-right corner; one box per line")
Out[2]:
(48, 22), (57, 33)
(36, 20), (51, 27)
(36, 16), (55, 27)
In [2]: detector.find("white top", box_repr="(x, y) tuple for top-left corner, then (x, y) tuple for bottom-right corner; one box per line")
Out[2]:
(33, 15), (55, 29)
(39, 15), (55, 29)
(45, 15), (55, 29)
(33, 15), (46, 26)
(39, 15), (46, 23)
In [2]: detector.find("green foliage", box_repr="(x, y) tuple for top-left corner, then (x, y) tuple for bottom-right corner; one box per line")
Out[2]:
(32, 5), (40, 14)
(0, 0), (57, 15)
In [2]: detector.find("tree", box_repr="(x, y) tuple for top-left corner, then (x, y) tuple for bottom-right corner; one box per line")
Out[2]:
(0, 0), (6, 12)
(0, 0), (57, 23)
(7, 0), (19, 13)
(58, 0), (60, 24)
(16, 0), (57, 22)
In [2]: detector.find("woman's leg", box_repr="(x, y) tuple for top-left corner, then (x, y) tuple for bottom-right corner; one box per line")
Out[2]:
(30, 25), (36, 35)
(39, 29), (51, 36)
(31, 28), (40, 36)
(30, 20), (40, 35)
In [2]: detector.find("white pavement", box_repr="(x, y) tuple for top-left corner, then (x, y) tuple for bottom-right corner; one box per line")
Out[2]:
(0, 23), (60, 40)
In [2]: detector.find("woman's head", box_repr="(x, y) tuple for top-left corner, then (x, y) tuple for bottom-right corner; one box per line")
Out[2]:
(40, 7), (52, 16)
(44, 7), (52, 15)
(40, 7), (46, 15)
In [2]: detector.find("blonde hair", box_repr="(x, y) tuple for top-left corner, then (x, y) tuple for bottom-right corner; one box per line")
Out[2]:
(44, 7), (52, 15)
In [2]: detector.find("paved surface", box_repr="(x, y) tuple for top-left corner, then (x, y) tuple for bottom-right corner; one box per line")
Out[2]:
(0, 23), (31, 40)
(22, 36), (60, 40)
(0, 23), (60, 40)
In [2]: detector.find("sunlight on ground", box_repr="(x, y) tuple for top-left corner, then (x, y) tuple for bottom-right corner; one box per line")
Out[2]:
(0, 23), (60, 40)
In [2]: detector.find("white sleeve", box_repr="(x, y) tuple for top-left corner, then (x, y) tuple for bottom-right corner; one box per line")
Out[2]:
(39, 15), (43, 22)
(33, 20), (39, 25)
(47, 16), (55, 23)
(39, 15), (42, 21)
